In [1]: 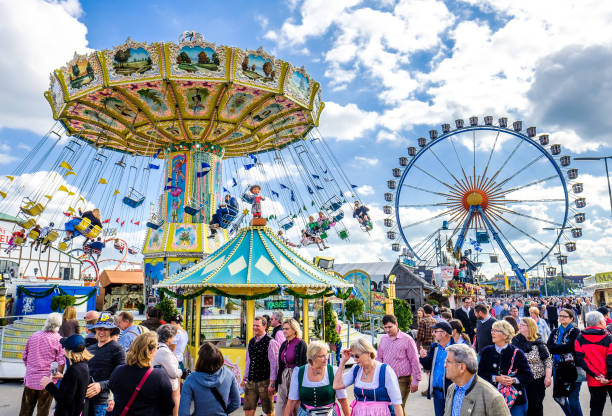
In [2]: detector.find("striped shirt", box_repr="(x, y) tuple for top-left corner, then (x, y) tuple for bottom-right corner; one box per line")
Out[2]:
(23, 330), (64, 390)
(377, 330), (422, 382)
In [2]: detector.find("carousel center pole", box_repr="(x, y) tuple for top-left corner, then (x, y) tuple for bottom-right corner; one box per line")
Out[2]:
(246, 296), (255, 342)
(303, 298), (309, 343)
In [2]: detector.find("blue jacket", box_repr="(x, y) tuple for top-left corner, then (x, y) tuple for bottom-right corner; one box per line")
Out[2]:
(179, 367), (241, 416)
(419, 339), (455, 399)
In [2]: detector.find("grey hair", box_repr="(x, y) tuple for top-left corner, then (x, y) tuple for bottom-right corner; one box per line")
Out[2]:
(446, 344), (478, 374)
(586, 311), (605, 328)
(44, 313), (62, 332)
(272, 311), (284, 322)
(156, 324), (177, 344)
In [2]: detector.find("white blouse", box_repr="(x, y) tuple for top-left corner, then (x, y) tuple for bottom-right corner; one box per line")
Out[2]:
(288, 364), (347, 400)
(342, 361), (402, 405)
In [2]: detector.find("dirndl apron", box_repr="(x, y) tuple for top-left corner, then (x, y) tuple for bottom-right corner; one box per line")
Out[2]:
(350, 364), (395, 416)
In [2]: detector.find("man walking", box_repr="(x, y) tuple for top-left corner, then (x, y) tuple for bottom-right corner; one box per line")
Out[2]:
(454, 297), (477, 341)
(443, 343), (510, 416)
(20, 313), (65, 416)
(241, 316), (279, 416)
(419, 321), (455, 416)
(575, 311), (612, 416)
(581, 298), (597, 326)
(378, 314), (422, 410)
(417, 304), (437, 350)
(269, 311), (286, 345)
(474, 303), (496, 353)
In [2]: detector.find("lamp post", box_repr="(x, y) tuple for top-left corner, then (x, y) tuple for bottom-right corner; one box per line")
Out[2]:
(540, 253), (548, 297)
(574, 156), (612, 216)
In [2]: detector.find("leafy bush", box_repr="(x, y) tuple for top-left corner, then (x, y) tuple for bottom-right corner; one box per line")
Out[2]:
(323, 301), (340, 344)
(345, 298), (364, 322)
(51, 295), (76, 312)
(393, 299), (413, 332)
(156, 296), (178, 322)
(426, 299), (439, 307)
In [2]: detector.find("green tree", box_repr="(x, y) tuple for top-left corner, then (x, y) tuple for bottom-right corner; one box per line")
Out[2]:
(198, 51), (210, 64)
(114, 49), (131, 68)
(177, 51), (191, 64)
(345, 298), (364, 322)
(323, 301), (340, 344)
(393, 299), (413, 332)
(72, 64), (80, 78)
(156, 295), (178, 322)
(212, 52), (220, 66)
(86, 62), (93, 77)
(51, 295), (76, 312)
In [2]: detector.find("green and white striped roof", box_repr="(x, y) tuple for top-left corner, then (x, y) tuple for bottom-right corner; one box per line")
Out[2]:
(156, 226), (352, 290)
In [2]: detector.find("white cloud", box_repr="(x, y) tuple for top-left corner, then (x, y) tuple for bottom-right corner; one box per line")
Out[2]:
(356, 185), (375, 196)
(0, 0), (90, 134)
(354, 156), (378, 167)
(318, 101), (378, 141)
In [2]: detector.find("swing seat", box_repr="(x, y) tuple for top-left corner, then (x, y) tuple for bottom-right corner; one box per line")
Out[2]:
(220, 212), (237, 229)
(320, 231), (328, 239)
(84, 225), (102, 239)
(146, 219), (164, 229)
(13, 236), (25, 245)
(28, 230), (40, 240)
(332, 212), (344, 222)
(122, 195), (145, 208)
(280, 221), (294, 231)
(45, 231), (59, 243)
(338, 230), (349, 240)
(75, 218), (91, 232)
(22, 218), (36, 229)
(21, 202), (45, 217)
(184, 205), (199, 216)
(58, 241), (68, 251)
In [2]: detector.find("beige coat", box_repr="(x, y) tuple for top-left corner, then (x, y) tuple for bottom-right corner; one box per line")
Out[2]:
(444, 375), (510, 416)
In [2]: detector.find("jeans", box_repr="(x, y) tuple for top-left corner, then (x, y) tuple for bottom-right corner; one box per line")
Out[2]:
(511, 403), (528, 416)
(587, 385), (612, 416)
(559, 382), (584, 416)
(526, 376), (546, 416)
(94, 403), (108, 416)
(432, 388), (445, 416)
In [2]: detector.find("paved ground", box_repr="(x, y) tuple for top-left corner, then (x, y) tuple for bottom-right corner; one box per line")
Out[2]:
(0, 375), (596, 416)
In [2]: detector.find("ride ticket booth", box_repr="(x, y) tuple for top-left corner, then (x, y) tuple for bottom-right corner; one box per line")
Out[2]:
(155, 226), (352, 384)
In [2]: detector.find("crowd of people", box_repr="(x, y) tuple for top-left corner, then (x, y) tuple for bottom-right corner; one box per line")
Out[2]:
(17, 296), (612, 416)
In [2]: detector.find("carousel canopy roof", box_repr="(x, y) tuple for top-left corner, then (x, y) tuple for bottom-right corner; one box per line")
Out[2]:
(156, 226), (352, 290)
(45, 32), (323, 158)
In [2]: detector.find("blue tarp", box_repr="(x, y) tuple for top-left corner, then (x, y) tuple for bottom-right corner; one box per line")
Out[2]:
(15, 285), (97, 315)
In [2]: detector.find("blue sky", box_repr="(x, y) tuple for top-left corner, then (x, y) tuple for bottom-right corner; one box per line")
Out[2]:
(0, 0), (611, 277)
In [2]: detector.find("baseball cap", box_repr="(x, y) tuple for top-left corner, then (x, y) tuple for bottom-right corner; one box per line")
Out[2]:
(431, 321), (452, 335)
(60, 334), (86, 352)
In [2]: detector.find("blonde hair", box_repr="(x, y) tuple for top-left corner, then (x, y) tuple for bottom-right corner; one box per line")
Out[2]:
(350, 338), (376, 359)
(492, 320), (515, 344)
(306, 340), (329, 364)
(521, 317), (539, 342)
(66, 349), (93, 363)
(63, 306), (77, 321)
(126, 332), (158, 368)
(282, 318), (302, 340)
(529, 307), (540, 317)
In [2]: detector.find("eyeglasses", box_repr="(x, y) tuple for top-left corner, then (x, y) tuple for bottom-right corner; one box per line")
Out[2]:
(316, 354), (329, 359)
(491, 329), (501, 333)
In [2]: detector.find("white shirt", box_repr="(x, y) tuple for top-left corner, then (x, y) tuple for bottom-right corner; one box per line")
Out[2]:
(342, 361), (402, 405)
(288, 364), (347, 400)
(172, 329), (188, 362)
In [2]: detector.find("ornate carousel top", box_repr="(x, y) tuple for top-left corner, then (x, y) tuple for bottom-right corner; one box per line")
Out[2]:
(156, 226), (352, 292)
(44, 32), (323, 158)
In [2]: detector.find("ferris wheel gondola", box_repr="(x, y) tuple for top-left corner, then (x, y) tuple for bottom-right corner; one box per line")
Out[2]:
(385, 116), (585, 287)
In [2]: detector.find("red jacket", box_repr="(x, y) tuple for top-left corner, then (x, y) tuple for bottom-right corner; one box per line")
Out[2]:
(574, 326), (612, 387)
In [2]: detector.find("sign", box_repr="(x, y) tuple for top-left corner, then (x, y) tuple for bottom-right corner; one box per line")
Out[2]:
(595, 272), (612, 283)
(264, 299), (291, 310)
(371, 292), (385, 315)
(0, 223), (13, 244)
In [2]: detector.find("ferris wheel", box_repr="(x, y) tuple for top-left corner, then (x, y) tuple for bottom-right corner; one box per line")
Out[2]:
(384, 116), (586, 287)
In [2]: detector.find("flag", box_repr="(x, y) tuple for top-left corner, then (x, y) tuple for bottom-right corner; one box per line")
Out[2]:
(223, 187), (229, 193)
(148, 163), (159, 169)
(311, 200), (315, 206)
(44, 195), (53, 200)
(153, 148), (162, 158)
(280, 183), (289, 189)
(290, 191), (296, 202)
(525, 272), (529, 290)
(98, 178), (107, 184)
(307, 186), (314, 194)
(167, 177), (173, 182)
(64, 171), (76, 177)
(312, 174), (320, 179)
(6, 175), (14, 181)
(59, 161), (73, 171)
(58, 185), (70, 193)
(249, 153), (258, 163)
(504, 273), (509, 291)
(315, 185), (323, 190)
(196, 170), (208, 178)
(102, 219), (110, 224)
(67, 206), (75, 213)
(0, 191), (6, 198)
(113, 189), (120, 196)
(79, 196), (85, 203)
(201, 162), (211, 172)
(116, 218), (119, 223)
(232, 177), (237, 187)
(134, 221), (140, 226)
(271, 190), (279, 198)
(351, 184), (358, 189)
(244, 163), (255, 170)
(120, 221), (125, 227)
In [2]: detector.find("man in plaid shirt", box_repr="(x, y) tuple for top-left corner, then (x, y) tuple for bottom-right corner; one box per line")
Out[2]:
(417, 304), (437, 350)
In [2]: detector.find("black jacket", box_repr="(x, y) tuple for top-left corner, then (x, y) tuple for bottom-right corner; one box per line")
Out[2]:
(86, 340), (126, 405)
(475, 316), (496, 353)
(546, 305), (558, 323)
(45, 361), (89, 416)
(275, 338), (307, 389)
(546, 325), (579, 358)
(547, 325), (580, 398)
(109, 365), (174, 416)
(454, 308), (477, 338)
(478, 344), (534, 407)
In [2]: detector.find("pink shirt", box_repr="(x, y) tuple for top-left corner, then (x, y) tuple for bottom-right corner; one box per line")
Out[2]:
(23, 330), (64, 390)
(377, 330), (421, 384)
(244, 334), (279, 382)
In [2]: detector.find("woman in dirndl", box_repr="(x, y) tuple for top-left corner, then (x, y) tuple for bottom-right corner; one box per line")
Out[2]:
(333, 338), (404, 416)
(283, 341), (349, 416)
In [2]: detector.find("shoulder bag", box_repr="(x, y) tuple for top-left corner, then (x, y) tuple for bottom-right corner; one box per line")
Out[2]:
(120, 367), (153, 416)
(497, 348), (519, 409)
(210, 387), (229, 415)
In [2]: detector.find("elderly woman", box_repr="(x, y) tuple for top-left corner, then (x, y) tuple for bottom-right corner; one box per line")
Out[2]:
(529, 306), (551, 342)
(276, 319), (308, 416)
(334, 338), (403, 416)
(153, 324), (182, 416)
(284, 340), (348, 416)
(109, 332), (174, 415)
(179, 342), (240, 416)
(478, 320), (534, 416)
(512, 317), (553, 416)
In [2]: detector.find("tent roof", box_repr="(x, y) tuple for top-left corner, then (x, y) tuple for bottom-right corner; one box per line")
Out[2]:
(156, 226), (352, 290)
(99, 269), (143, 287)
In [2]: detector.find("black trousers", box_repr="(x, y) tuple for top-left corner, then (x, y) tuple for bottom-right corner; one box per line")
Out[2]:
(587, 385), (612, 416)
(526, 376), (546, 416)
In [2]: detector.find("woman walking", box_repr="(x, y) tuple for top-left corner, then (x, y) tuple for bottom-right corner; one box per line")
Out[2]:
(512, 317), (553, 416)
(283, 340), (349, 416)
(478, 320), (534, 416)
(275, 319), (307, 416)
(334, 338), (404, 416)
(109, 332), (174, 415)
(153, 324), (182, 416)
(179, 342), (240, 416)
(40, 334), (91, 416)
(59, 306), (80, 337)
(449, 319), (471, 345)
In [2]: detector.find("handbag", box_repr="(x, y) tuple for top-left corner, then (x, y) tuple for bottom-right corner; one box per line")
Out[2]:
(120, 367), (153, 416)
(497, 348), (519, 409)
